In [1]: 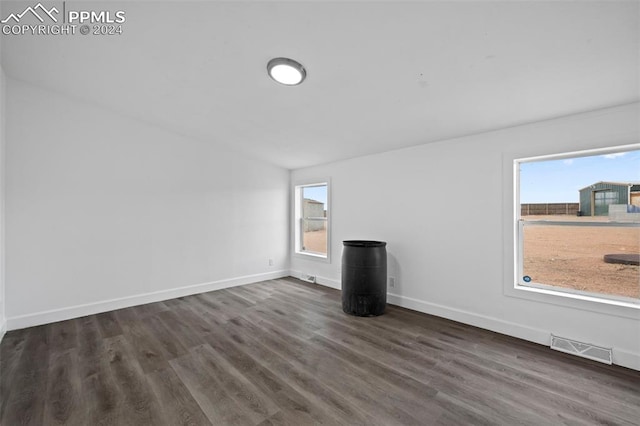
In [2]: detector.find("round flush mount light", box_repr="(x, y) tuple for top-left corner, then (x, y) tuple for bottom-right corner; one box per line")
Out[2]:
(267, 57), (307, 86)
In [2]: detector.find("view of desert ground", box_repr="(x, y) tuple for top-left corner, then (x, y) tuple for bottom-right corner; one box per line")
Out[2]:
(522, 215), (639, 299)
(304, 215), (639, 300)
(302, 227), (327, 255)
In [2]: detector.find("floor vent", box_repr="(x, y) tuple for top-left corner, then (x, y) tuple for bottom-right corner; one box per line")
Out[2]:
(301, 275), (316, 284)
(550, 334), (612, 365)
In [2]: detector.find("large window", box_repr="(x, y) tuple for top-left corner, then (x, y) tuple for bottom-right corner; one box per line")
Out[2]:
(294, 182), (329, 259)
(516, 147), (640, 304)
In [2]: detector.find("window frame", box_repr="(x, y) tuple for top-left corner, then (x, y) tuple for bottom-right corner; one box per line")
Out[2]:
(504, 144), (640, 318)
(293, 179), (331, 262)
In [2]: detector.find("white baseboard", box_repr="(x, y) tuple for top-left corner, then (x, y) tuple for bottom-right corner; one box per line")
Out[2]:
(0, 318), (6, 344)
(386, 292), (550, 344)
(6, 270), (289, 331)
(301, 275), (639, 371)
(612, 348), (640, 371)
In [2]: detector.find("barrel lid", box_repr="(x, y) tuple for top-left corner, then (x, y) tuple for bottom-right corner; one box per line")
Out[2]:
(343, 240), (386, 247)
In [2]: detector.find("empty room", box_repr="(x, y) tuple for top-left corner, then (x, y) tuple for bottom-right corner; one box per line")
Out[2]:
(0, 1), (639, 425)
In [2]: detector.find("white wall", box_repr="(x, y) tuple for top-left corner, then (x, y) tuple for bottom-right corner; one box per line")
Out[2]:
(0, 67), (6, 340)
(5, 79), (290, 329)
(291, 103), (640, 370)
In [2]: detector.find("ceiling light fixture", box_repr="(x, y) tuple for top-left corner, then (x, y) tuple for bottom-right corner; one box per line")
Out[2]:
(267, 57), (307, 86)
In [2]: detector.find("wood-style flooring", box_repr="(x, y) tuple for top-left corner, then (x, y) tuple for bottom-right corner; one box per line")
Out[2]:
(1, 277), (639, 425)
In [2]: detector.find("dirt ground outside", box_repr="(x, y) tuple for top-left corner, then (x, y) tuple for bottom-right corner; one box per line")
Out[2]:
(522, 215), (639, 300)
(305, 215), (639, 300)
(303, 229), (328, 255)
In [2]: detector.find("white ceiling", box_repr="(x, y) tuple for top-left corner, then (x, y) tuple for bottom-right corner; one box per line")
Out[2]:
(2, 1), (639, 169)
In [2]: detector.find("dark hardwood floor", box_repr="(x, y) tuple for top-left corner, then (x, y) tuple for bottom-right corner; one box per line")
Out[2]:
(1, 277), (639, 425)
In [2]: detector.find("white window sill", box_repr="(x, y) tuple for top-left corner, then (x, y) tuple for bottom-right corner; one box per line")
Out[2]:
(294, 251), (330, 263)
(505, 280), (640, 320)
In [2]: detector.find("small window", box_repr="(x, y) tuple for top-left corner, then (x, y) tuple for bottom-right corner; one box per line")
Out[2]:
(516, 147), (640, 304)
(294, 182), (329, 259)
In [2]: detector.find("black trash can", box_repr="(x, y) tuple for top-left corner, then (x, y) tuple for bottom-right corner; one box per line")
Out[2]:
(341, 240), (387, 316)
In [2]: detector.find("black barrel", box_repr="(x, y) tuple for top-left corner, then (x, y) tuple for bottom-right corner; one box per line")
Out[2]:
(341, 240), (387, 316)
